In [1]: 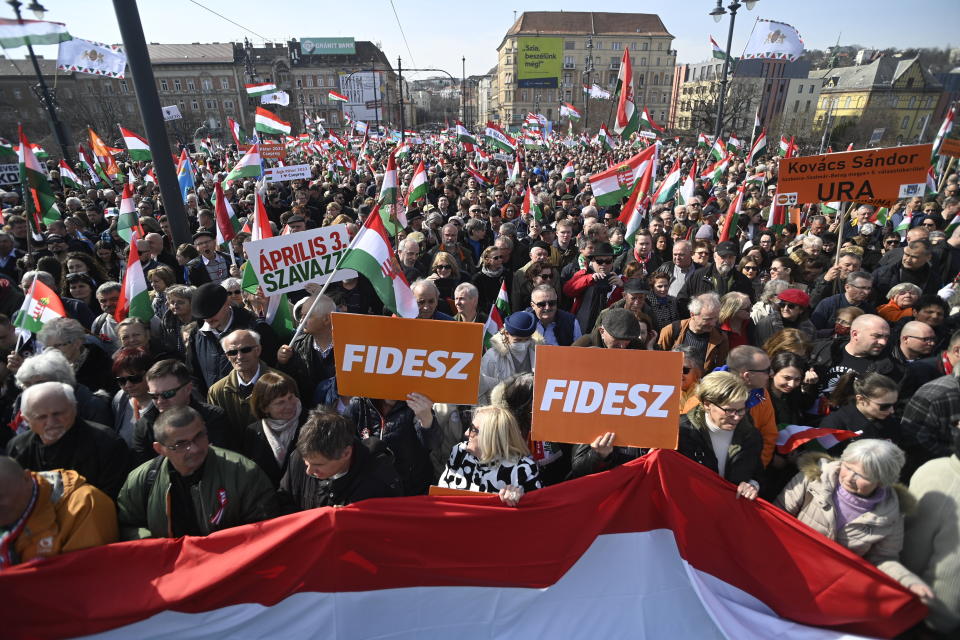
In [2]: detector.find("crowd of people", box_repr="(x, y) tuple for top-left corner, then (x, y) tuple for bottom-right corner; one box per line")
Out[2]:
(0, 131), (958, 635)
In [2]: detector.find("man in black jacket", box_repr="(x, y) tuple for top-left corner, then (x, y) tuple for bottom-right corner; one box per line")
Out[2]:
(871, 239), (942, 305)
(185, 230), (232, 286)
(280, 407), (402, 510)
(7, 381), (131, 500)
(677, 241), (754, 311)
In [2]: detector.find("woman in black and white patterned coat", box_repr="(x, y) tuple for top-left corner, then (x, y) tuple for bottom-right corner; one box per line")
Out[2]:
(438, 405), (541, 506)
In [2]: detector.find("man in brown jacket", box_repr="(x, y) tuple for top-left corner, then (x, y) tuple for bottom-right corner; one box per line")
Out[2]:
(657, 292), (729, 372)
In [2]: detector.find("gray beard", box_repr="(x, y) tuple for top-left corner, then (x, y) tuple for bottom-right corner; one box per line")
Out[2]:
(716, 263), (732, 276)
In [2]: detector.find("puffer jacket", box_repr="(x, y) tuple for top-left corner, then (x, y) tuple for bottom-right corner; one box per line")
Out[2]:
(478, 331), (544, 403)
(775, 453), (924, 589)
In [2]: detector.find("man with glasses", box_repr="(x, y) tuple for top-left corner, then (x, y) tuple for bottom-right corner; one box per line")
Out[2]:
(893, 320), (937, 366)
(563, 242), (623, 333)
(511, 241), (553, 311)
(872, 239), (942, 305)
(678, 241), (755, 310)
(208, 330), (293, 434)
(117, 405), (278, 540)
(811, 271), (877, 331)
(6, 381), (131, 500)
(657, 292), (729, 372)
(131, 359), (232, 465)
(528, 284), (581, 346)
(809, 250), (863, 308)
(720, 346), (778, 468)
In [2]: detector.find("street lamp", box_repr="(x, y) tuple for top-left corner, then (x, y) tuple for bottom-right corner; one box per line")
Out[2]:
(709, 0), (758, 141)
(7, 0), (72, 162)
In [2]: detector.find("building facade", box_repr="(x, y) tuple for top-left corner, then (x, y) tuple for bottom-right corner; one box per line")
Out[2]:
(493, 11), (675, 130)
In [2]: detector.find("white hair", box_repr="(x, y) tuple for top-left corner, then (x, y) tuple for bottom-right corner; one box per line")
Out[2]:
(220, 328), (261, 348)
(841, 439), (905, 487)
(22, 381), (76, 416)
(689, 292), (721, 316)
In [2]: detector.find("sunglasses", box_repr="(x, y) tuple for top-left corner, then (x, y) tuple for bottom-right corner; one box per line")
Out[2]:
(593, 258), (614, 265)
(777, 301), (800, 310)
(871, 401), (895, 411)
(115, 373), (144, 385)
(682, 367), (692, 375)
(742, 266), (758, 272)
(148, 381), (188, 401)
(227, 289), (242, 295)
(533, 300), (557, 309)
(225, 345), (257, 357)
(538, 273), (554, 280)
(435, 264), (452, 271)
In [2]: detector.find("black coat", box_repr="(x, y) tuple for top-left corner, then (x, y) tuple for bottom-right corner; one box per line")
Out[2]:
(677, 406), (763, 485)
(819, 402), (901, 455)
(7, 418), (131, 499)
(279, 438), (402, 510)
(185, 252), (232, 286)
(241, 415), (305, 488)
(677, 264), (755, 309)
(187, 306), (278, 395)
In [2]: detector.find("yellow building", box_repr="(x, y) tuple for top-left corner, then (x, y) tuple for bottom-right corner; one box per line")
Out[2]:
(493, 11), (675, 130)
(813, 55), (944, 146)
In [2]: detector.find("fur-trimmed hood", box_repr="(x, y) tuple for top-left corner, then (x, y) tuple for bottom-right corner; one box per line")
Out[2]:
(795, 452), (916, 516)
(488, 330), (545, 356)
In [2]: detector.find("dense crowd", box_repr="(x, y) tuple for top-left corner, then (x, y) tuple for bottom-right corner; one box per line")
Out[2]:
(0, 134), (958, 635)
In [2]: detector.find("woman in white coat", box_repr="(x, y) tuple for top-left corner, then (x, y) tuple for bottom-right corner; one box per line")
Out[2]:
(478, 311), (543, 404)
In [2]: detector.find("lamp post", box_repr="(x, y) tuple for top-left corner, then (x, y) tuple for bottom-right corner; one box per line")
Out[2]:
(583, 35), (594, 132)
(7, 0), (71, 162)
(709, 0), (757, 141)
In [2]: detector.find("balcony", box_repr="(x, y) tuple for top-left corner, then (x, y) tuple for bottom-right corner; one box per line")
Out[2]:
(563, 62), (576, 70)
(609, 63), (620, 70)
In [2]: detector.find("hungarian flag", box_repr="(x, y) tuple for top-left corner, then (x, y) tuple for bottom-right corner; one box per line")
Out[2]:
(378, 150), (398, 206)
(88, 128), (122, 180)
(328, 90), (349, 103)
(466, 164), (487, 187)
(245, 82), (278, 97)
(57, 159), (81, 190)
(0, 17), (70, 47)
(483, 122), (516, 153)
(776, 425), (863, 454)
(779, 135), (797, 157)
(653, 156), (682, 204)
(119, 126), (151, 161)
(588, 145), (657, 207)
(227, 117), (246, 145)
(18, 126), (59, 237)
(618, 149), (657, 246)
(926, 166), (938, 195)
(405, 160), (428, 206)
(255, 108), (291, 136)
(264, 293), (295, 342)
(677, 160), (697, 206)
(709, 137), (726, 162)
(339, 204), (418, 318)
(14, 141), (48, 160)
(700, 154), (730, 184)
(176, 149), (195, 202)
(930, 105), (954, 164)
(455, 121), (477, 146)
(77, 143), (104, 185)
(597, 124), (615, 151)
(561, 161), (575, 180)
(482, 280), (510, 349)
(223, 143), (262, 183)
(12, 277), (65, 334)
(115, 234), (152, 322)
(639, 107), (664, 134)
(613, 49), (639, 138)
(747, 128), (767, 166)
(242, 194), (274, 295)
(710, 35), (731, 62)
(509, 158), (521, 182)
(521, 184), (543, 222)
(559, 102), (581, 121)
(895, 211), (913, 235)
(697, 132), (710, 149)
(726, 134), (742, 155)
(116, 181), (140, 244)
(718, 184), (745, 243)
(213, 182), (241, 248)
(0, 451), (926, 639)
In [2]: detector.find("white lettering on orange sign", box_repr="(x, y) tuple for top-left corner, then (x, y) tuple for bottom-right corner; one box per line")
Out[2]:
(342, 344), (473, 380)
(539, 379), (675, 417)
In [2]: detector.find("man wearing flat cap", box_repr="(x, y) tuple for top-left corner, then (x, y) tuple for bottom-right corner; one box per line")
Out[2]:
(677, 240), (755, 311)
(187, 282), (279, 395)
(185, 229), (232, 286)
(573, 308), (651, 350)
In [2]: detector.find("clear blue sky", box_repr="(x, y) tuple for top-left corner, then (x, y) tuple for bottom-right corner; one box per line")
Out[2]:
(13, 0), (960, 79)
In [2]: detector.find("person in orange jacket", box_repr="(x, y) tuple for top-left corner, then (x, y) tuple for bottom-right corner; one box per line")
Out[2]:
(0, 457), (118, 568)
(682, 345), (778, 467)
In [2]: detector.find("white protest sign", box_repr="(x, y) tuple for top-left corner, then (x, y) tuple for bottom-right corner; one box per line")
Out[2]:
(162, 105), (182, 121)
(0, 163), (18, 185)
(244, 225), (358, 296)
(264, 164), (312, 183)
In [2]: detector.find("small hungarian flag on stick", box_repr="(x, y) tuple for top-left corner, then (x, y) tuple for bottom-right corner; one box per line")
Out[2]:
(718, 185), (745, 243)
(13, 277), (66, 335)
(482, 281), (510, 349)
(115, 232), (152, 322)
(246, 82), (278, 97)
(328, 90), (349, 103)
(18, 125), (60, 237)
(747, 128), (767, 166)
(57, 159), (81, 190)
(118, 125), (152, 161)
(521, 184), (543, 222)
(406, 160), (428, 206)
(255, 107), (291, 136)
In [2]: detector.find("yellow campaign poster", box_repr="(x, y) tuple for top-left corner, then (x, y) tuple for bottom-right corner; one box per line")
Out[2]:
(517, 37), (562, 88)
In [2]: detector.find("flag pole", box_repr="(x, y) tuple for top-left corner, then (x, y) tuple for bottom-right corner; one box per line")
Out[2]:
(938, 156), (956, 192)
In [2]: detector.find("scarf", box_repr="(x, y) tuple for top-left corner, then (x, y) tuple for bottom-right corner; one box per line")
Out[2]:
(481, 265), (503, 278)
(0, 475), (38, 569)
(262, 400), (302, 464)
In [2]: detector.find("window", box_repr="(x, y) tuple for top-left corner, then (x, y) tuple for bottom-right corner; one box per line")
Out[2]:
(174, 79), (182, 91)
(205, 99), (216, 109)
(329, 112), (339, 124)
(805, 100), (811, 111)
(564, 55), (574, 65)
(202, 78), (213, 91)
(191, 100), (199, 110)
(656, 57), (660, 66)
(125, 103), (135, 114)
(520, 90), (528, 101)
(120, 80), (128, 94)
(657, 42), (663, 50)
(797, 84), (803, 93)
(506, 55), (512, 64)
(908, 96), (916, 109)
(224, 99), (234, 110)
(906, 78), (914, 88)
(565, 41), (575, 50)
(308, 94), (315, 105)
(159, 79), (168, 91)
(296, 78), (302, 88)
(612, 42), (622, 51)
(306, 76), (314, 88)
(809, 84), (814, 94)
(104, 84), (114, 95)
(843, 97), (851, 108)
(179, 100), (186, 112)
(793, 100), (799, 113)
(641, 42), (649, 51)
(888, 95), (898, 108)
(187, 79), (196, 91)
(901, 116), (910, 129)
(640, 57), (647, 66)
(220, 77), (230, 90)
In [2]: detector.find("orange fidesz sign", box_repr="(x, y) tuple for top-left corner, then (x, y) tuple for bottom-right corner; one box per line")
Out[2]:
(331, 314), (482, 405)
(778, 143), (932, 208)
(531, 346), (683, 449)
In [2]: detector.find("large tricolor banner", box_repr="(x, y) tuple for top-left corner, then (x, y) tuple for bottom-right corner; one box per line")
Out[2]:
(0, 452), (924, 639)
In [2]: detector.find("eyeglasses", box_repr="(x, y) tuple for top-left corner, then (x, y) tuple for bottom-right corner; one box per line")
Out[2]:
(904, 335), (936, 343)
(538, 272), (554, 280)
(593, 258), (614, 265)
(148, 381), (188, 401)
(115, 373), (145, 385)
(162, 430), (208, 452)
(777, 301), (799, 311)
(742, 266), (758, 272)
(533, 299), (558, 309)
(747, 367), (772, 375)
(868, 399), (896, 411)
(884, 240), (899, 246)
(841, 462), (875, 484)
(715, 405), (747, 417)
(225, 345), (257, 358)
(489, 255), (504, 261)
(227, 289), (242, 295)
(466, 426), (480, 436)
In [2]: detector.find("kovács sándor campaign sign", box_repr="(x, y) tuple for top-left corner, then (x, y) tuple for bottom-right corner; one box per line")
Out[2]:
(244, 225), (357, 296)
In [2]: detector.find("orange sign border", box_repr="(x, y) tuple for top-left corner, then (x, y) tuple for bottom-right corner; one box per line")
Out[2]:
(531, 346), (682, 449)
(940, 138), (960, 159)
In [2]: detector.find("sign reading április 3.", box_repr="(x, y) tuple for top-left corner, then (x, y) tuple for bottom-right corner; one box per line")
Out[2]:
(244, 225), (357, 296)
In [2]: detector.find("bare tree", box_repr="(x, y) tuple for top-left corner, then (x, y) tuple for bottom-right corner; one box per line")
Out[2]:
(688, 80), (760, 138)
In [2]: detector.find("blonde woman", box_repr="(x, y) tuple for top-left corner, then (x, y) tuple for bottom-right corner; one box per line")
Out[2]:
(438, 405), (541, 506)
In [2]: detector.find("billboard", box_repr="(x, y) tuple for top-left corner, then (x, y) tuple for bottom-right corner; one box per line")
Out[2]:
(300, 37), (356, 56)
(517, 37), (561, 88)
(338, 71), (384, 122)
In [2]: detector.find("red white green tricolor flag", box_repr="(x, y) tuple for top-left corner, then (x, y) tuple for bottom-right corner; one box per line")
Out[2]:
(115, 232), (152, 322)
(718, 184), (745, 243)
(214, 182), (241, 248)
(455, 121), (477, 146)
(482, 280), (510, 349)
(0, 452), (927, 639)
(0, 18), (70, 47)
(613, 49), (640, 138)
(483, 122), (516, 153)
(521, 184), (543, 222)
(340, 203), (418, 317)
(13, 277), (65, 334)
(116, 180), (140, 244)
(57, 159), (81, 190)
(710, 35), (732, 62)
(255, 107), (291, 135)
(618, 145), (657, 245)
(588, 144), (657, 207)
(747, 128), (767, 166)
(709, 137), (726, 162)
(246, 82), (278, 97)
(406, 160), (428, 206)
(678, 160), (697, 206)
(119, 125), (152, 161)
(328, 90), (349, 103)
(223, 143), (262, 183)
(930, 105), (954, 164)
(653, 156), (681, 204)
(18, 125), (59, 237)
(561, 161), (575, 180)
(597, 124), (615, 151)
(639, 107), (664, 134)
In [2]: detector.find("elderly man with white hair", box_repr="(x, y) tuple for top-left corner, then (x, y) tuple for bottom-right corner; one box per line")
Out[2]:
(411, 278), (454, 321)
(6, 380), (131, 499)
(452, 282), (486, 324)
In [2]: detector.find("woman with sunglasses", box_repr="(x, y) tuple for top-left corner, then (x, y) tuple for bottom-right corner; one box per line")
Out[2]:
(755, 288), (816, 346)
(738, 256), (763, 300)
(471, 245), (511, 311)
(776, 439), (933, 603)
(111, 347), (155, 446)
(427, 252), (463, 314)
(676, 371), (764, 500)
(820, 372), (901, 456)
